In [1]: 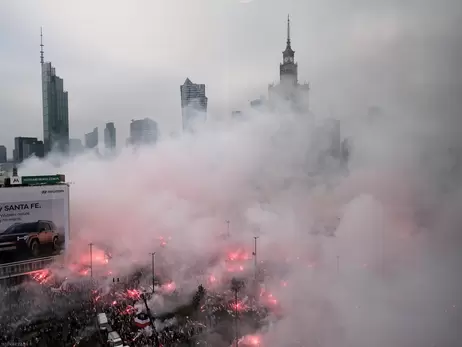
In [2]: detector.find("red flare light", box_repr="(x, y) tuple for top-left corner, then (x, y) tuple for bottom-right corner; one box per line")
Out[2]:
(122, 305), (136, 315)
(31, 269), (52, 284)
(231, 301), (247, 312)
(240, 335), (261, 346)
(159, 236), (171, 247)
(227, 249), (251, 261)
(79, 246), (109, 266)
(227, 264), (245, 273)
(162, 281), (176, 293)
(260, 290), (278, 306)
(126, 289), (142, 300)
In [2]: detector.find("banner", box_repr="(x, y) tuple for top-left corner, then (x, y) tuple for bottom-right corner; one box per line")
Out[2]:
(0, 185), (69, 265)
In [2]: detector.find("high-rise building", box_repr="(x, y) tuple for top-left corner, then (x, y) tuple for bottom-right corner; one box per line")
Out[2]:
(128, 118), (158, 146)
(85, 128), (99, 149)
(0, 146), (6, 163)
(13, 137), (44, 163)
(180, 78), (208, 132)
(104, 122), (116, 150)
(40, 29), (69, 154)
(267, 16), (310, 113)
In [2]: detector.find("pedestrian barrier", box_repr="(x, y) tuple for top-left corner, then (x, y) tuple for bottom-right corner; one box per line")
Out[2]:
(0, 256), (56, 279)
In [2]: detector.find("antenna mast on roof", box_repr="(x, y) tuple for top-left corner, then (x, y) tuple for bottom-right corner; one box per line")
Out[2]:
(287, 14), (291, 46)
(40, 27), (44, 64)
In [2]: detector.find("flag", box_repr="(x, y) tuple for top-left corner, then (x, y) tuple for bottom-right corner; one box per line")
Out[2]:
(134, 312), (150, 328)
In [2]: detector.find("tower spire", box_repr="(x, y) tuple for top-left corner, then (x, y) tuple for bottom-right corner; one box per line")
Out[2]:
(287, 14), (291, 47)
(40, 27), (44, 64)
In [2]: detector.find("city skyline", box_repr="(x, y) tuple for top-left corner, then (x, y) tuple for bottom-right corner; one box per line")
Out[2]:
(1, 11), (307, 160)
(0, 0), (460, 157)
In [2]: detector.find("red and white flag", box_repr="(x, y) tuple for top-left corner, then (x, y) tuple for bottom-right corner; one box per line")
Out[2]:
(134, 312), (150, 328)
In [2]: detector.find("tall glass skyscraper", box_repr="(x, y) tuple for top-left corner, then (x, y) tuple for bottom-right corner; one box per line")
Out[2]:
(128, 118), (158, 146)
(104, 122), (116, 150)
(41, 30), (69, 154)
(180, 78), (208, 132)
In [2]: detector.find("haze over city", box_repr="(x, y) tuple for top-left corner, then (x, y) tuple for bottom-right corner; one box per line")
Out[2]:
(1, 0), (461, 153)
(0, 1), (462, 347)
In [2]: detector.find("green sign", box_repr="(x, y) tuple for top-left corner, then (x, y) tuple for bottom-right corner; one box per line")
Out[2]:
(21, 175), (63, 185)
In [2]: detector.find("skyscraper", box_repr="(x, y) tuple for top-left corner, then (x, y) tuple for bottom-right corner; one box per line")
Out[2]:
(0, 146), (7, 163)
(41, 28), (69, 154)
(267, 16), (310, 113)
(85, 128), (99, 149)
(128, 118), (158, 146)
(104, 122), (116, 150)
(180, 78), (208, 132)
(13, 137), (44, 163)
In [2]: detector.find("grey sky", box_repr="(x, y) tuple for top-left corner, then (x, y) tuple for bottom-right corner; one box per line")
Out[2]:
(0, 0), (461, 156)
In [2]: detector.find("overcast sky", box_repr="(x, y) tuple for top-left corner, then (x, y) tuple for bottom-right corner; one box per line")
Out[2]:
(0, 0), (461, 156)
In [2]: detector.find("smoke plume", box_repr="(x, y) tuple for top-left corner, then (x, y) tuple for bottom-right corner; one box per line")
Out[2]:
(15, 102), (462, 346)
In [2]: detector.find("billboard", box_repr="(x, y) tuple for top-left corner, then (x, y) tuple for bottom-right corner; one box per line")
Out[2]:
(0, 185), (69, 265)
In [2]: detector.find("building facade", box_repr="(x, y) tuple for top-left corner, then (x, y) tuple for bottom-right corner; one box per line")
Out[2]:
(85, 128), (99, 149)
(267, 16), (310, 114)
(128, 118), (158, 146)
(41, 30), (69, 154)
(104, 122), (116, 150)
(13, 137), (44, 163)
(180, 78), (208, 132)
(0, 146), (6, 163)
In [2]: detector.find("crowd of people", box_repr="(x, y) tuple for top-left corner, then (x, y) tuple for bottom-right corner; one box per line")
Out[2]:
(95, 284), (211, 346)
(0, 270), (272, 347)
(0, 280), (98, 346)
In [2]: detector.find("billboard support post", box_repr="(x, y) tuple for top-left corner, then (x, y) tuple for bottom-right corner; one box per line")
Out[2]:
(8, 271), (11, 313)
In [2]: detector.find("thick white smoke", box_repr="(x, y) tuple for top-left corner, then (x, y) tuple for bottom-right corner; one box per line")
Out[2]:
(16, 104), (462, 346)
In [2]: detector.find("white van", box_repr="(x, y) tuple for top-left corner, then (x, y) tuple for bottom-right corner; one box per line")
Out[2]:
(97, 313), (108, 327)
(107, 331), (124, 347)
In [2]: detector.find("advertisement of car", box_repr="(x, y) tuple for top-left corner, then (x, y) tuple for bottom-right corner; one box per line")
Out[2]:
(0, 184), (69, 265)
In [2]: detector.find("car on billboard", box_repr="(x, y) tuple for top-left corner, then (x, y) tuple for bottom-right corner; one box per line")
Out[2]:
(0, 184), (70, 265)
(0, 220), (62, 257)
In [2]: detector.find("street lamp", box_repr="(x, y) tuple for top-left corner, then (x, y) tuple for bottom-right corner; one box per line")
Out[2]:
(252, 237), (259, 281)
(226, 220), (230, 237)
(89, 243), (93, 279)
(140, 292), (159, 347)
(150, 252), (156, 294)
